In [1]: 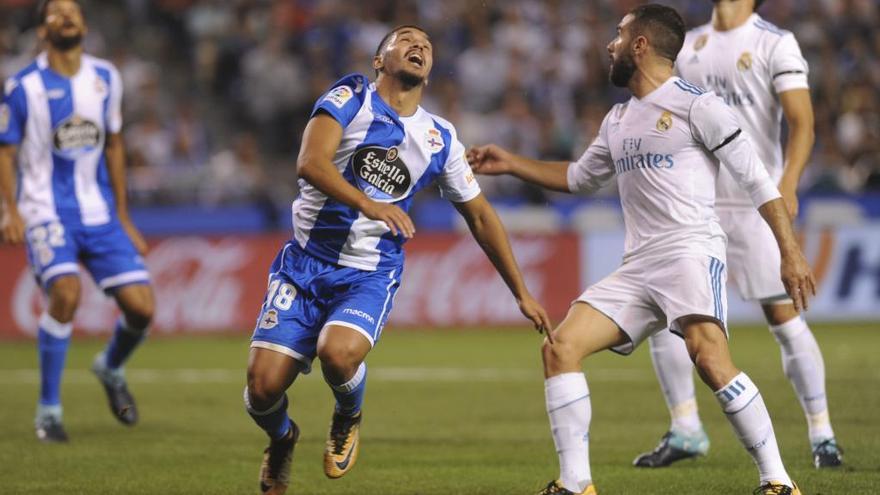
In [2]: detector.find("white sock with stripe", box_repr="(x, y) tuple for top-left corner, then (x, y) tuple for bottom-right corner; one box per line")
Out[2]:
(545, 372), (591, 492)
(715, 372), (791, 487)
(769, 316), (834, 445)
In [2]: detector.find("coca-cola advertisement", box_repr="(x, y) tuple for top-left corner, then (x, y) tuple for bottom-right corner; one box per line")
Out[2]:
(0, 233), (581, 339)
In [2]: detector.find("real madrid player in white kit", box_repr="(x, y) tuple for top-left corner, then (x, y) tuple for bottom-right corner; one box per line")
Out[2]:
(243, 25), (551, 495)
(634, 0), (842, 470)
(469, 5), (811, 495)
(0, 0), (154, 442)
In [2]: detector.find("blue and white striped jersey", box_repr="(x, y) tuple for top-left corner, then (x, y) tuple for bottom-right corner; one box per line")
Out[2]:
(293, 73), (481, 271)
(0, 52), (122, 228)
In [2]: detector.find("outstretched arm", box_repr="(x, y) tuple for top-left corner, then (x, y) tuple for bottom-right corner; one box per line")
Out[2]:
(467, 144), (571, 192)
(453, 193), (553, 340)
(298, 113), (414, 238)
(468, 113), (615, 195)
(0, 143), (23, 244)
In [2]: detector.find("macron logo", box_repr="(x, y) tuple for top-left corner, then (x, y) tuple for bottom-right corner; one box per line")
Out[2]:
(343, 308), (375, 324)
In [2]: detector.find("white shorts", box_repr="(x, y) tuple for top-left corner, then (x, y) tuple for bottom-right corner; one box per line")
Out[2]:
(578, 254), (728, 355)
(718, 207), (789, 303)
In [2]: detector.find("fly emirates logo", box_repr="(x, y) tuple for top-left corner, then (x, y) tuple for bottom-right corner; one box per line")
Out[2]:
(614, 137), (674, 175)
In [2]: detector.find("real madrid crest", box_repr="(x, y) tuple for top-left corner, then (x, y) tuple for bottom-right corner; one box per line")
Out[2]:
(656, 111), (672, 132)
(694, 34), (708, 51)
(737, 51), (753, 71)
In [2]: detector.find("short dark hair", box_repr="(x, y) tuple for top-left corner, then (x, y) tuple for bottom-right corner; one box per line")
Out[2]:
(373, 25), (429, 76)
(627, 4), (686, 62)
(754, 0), (765, 11)
(374, 25), (428, 58)
(37, 0), (83, 25)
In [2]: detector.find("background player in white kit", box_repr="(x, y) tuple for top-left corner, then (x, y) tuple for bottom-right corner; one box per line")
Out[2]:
(244, 25), (552, 495)
(0, 0), (154, 442)
(469, 4), (812, 495)
(633, 0), (842, 470)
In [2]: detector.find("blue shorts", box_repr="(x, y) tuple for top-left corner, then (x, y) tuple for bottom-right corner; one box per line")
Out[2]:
(24, 219), (150, 292)
(250, 242), (402, 373)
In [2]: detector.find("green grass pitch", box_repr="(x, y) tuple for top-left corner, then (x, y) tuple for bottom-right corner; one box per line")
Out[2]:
(0, 323), (877, 494)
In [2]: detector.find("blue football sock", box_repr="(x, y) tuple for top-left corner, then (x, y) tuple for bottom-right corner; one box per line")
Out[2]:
(105, 317), (146, 369)
(329, 362), (367, 416)
(37, 314), (73, 407)
(244, 388), (292, 440)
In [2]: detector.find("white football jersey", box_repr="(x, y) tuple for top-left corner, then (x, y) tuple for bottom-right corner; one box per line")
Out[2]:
(0, 52), (123, 227)
(677, 14), (809, 209)
(567, 77), (780, 262)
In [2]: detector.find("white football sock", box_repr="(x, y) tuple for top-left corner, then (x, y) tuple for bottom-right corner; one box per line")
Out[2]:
(715, 372), (791, 486)
(545, 372), (591, 492)
(769, 316), (835, 444)
(649, 330), (703, 434)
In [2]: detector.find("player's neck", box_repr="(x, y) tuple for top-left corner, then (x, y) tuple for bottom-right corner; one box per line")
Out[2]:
(375, 76), (423, 117)
(46, 46), (83, 77)
(629, 63), (674, 100)
(712, 4), (753, 31)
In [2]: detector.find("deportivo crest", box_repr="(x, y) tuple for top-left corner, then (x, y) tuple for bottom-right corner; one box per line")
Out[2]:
(424, 128), (444, 153)
(324, 85), (354, 108)
(737, 52), (753, 71)
(53, 115), (101, 159)
(656, 111), (673, 132)
(694, 34), (708, 51)
(94, 76), (108, 96)
(352, 146), (412, 201)
(259, 309), (279, 329)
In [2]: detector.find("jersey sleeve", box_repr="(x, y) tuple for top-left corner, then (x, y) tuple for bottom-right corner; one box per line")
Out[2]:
(0, 78), (27, 145)
(690, 94), (781, 207)
(567, 112), (615, 194)
(438, 134), (481, 203)
(310, 73), (368, 128)
(106, 65), (123, 134)
(769, 33), (809, 94)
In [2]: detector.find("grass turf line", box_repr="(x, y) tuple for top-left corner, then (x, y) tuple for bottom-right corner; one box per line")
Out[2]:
(0, 323), (877, 494)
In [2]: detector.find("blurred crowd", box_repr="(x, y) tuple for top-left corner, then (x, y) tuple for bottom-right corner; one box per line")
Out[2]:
(1, 0), (878, 220)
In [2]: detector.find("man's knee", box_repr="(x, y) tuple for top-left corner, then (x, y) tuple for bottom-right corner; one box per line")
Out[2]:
(119, 286), (155, 329)
(48, 276), (81, 322)
(246, 368), (285, 410)
(542, 337), (581, 371)
(317, 340), (364, 377)
(683, 320), (736, 388)
(317, 327), (371, 378)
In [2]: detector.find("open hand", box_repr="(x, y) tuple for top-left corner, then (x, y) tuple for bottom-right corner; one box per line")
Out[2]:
(781, 249), (816, 312)
(518, 293), (554, 343)
(361, 200), (415, 238)
(466, 144), (515, 176)
(0, 209), (25, 245)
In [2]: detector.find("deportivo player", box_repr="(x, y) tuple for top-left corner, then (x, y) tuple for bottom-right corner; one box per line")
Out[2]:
(469, 5), (809, 495)
(633, 0), (842, 470)
(244, 25), (552, 495)
(0, 0), (154, 442)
